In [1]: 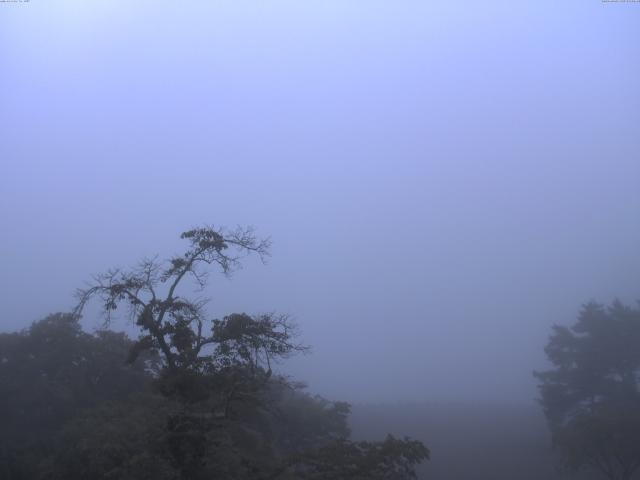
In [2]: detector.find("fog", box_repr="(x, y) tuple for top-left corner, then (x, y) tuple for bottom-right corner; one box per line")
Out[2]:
(1, 0), (639, 413)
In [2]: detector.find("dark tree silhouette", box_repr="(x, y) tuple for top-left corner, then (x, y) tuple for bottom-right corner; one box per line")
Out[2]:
(535, 300), (640, 480)
(73, 225), (307, 414)
(61, 224), (428, 479)
(287, 435), (429, 480)
(74, 226), (279, 372)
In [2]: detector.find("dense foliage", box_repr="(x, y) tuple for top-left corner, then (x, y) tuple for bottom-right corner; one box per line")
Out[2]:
(0, 313), (158, 479)
(0, 226), (428, 479)
(535, 300), (640, 480)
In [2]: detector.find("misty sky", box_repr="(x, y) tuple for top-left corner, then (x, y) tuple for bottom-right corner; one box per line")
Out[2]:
(1, 0), (639, 404)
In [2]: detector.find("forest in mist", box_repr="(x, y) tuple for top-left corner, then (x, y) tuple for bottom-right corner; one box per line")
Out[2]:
(1, 0), (639, 479)
(1, 226), (638, 479)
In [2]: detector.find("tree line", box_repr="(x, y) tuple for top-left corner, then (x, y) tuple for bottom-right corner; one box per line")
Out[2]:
(0, 225), (428, 480)
(1, 224), (638, 479)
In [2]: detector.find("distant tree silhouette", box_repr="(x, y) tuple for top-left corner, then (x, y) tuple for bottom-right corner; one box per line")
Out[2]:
(535, 300), (640, 480)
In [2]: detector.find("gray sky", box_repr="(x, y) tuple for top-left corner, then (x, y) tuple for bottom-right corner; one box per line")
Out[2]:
(1, 0), (639, 404)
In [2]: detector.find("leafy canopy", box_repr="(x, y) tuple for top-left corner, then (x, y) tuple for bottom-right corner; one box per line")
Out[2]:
(535, 300), (640, 480)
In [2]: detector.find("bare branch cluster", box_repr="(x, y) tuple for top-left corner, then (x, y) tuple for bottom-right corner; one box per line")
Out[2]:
(73, 225), (290, 376)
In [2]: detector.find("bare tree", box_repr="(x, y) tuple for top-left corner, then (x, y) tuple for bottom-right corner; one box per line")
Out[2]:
(73, 225), (304, 375)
